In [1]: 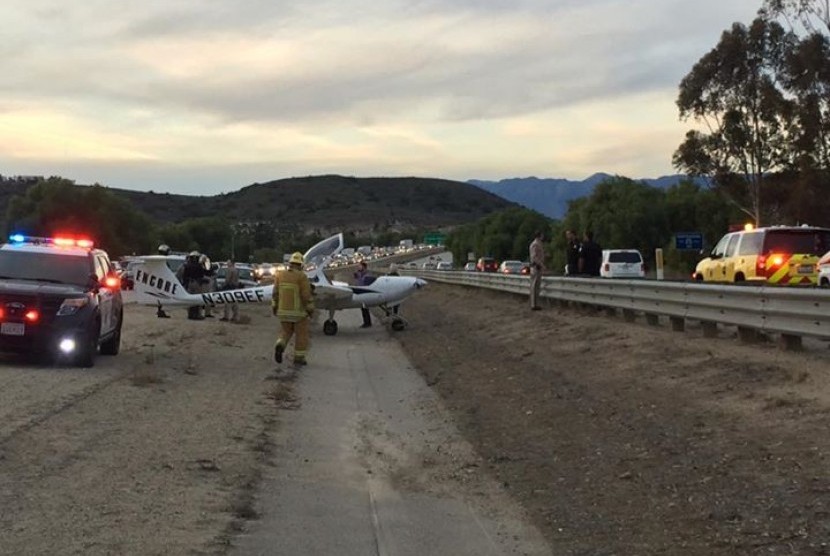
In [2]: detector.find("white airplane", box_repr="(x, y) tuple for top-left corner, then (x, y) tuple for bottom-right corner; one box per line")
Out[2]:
(132, 233), (427, 335)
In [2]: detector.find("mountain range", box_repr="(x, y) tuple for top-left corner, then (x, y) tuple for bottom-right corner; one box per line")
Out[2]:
(468, 173), (700, 219)
(94, 175), (515, 235)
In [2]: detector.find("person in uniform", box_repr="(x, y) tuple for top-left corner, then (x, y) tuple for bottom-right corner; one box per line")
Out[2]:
(578, 231), (602, 277)
(528, 231), (545, 310)
(272, 252), (315, 367)
(220, 259), (241, 322)
(565, 230), (581, 276)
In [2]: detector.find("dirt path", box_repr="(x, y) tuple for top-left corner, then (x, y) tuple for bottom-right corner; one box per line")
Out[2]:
(396, 283), (830, 555)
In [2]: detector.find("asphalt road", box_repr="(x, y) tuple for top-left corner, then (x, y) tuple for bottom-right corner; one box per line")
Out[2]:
(231, 309), (550, 556)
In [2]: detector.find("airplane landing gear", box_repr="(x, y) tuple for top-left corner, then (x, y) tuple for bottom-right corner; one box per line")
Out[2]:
(323, 310), (338, 336)
(323, 319), (338, 335)
(380, 304), (408, 332)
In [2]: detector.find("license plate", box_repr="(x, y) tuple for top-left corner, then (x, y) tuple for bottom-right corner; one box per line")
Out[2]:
(797, 264), (814, 274)
(1, 322), (25, 336)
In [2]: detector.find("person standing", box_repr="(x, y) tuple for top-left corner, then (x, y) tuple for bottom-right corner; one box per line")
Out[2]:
(220, 259), (240, 322)
(578, 231), (602, 277)
(272, 252), (315, 367)
(529, 231), (545, 310)
(354, 260), (372, 328)
(565, 230), (581, 276)
(181, 251), (206, 320)
(199, 254), (216, 318)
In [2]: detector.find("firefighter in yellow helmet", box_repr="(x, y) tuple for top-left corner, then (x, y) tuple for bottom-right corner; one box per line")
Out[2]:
(272, 251), (314, 367)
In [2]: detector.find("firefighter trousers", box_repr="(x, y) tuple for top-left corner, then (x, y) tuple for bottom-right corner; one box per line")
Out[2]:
(277, 318), (310, 361)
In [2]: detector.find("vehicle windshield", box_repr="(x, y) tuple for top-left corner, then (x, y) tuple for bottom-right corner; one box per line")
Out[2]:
(0, 251), (90, 286)
(764, 230), (830, 255)
(608, 252), (642, 263)
(503, 261), (523, 268)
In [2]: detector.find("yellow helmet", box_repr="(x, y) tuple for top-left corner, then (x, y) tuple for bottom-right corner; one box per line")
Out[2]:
(289, 252), (304, 265)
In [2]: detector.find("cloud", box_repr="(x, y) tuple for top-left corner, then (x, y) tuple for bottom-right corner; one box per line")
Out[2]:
(0, 0), (763, 192)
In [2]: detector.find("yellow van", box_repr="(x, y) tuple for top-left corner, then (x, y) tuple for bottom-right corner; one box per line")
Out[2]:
(693, 226), (830, 285)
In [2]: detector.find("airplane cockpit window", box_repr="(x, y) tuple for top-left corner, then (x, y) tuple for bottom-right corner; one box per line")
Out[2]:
(304, 234), (344, 268)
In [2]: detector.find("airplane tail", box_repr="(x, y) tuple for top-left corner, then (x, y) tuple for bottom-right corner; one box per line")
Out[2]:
(133, 256), (273, 307)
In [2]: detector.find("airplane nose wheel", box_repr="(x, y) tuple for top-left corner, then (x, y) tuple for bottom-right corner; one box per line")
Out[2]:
(391, 318), (406, 331)
(323, 319), (338, 336)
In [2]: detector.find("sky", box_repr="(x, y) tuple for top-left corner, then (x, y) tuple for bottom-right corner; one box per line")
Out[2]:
(1, 0), (764, 195)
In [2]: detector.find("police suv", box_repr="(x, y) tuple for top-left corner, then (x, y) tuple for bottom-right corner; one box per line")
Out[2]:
(0, 235), (123, 367)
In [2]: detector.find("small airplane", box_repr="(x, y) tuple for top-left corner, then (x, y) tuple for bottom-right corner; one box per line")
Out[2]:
(132, 233), (427, 335)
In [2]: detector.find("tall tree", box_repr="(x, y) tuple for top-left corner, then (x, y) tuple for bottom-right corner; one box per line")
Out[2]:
(674, 18), (796, 226)
(761, 0), (830, 34)
(783, 32), (830, 169)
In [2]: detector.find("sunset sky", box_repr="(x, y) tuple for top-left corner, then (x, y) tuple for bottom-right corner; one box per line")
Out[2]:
(1, 0), (763, 195)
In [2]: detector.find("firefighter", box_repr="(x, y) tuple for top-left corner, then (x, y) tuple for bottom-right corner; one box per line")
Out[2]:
(271, 251), (315, 368)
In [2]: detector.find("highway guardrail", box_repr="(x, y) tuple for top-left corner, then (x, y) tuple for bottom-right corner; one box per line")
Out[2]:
(403, 270), (830, 346)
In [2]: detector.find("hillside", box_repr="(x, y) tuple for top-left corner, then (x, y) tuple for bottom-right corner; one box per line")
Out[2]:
(468, 173), (703, 218)
(4, 175), (518, 235)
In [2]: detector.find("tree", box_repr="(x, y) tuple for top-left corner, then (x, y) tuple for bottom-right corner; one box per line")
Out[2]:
(782, 32), (830, 169)
(5, 177), (155, 257)
(446, 208), (553, 265)
(674, 18), (796, 225)
(557, 177), (671, 266)
(761, 0), (830, 35)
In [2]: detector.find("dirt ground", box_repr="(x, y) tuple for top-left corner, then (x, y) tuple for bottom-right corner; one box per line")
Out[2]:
(0, 300), (283, 555)
(396, 283), (830, 555)
(3, 282), (830, 555)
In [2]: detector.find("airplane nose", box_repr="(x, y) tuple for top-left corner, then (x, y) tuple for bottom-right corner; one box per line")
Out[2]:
(415, 278), (427, 289)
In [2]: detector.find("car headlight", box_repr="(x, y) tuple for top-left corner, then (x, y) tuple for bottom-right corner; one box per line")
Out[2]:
(57, 297), (89, 316)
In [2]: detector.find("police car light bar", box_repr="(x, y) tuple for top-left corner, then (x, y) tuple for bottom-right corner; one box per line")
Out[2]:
(8, 234), (94, 249)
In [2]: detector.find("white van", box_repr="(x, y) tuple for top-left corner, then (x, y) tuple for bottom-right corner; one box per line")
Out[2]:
(600, 249), (645, 278)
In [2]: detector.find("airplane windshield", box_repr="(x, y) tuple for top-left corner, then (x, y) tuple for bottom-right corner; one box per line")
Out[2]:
(304, 234), (344, 268)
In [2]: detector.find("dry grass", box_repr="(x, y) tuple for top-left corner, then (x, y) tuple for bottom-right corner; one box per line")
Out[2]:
(265, 383), (300, 410)
(131, 364), (164, 386)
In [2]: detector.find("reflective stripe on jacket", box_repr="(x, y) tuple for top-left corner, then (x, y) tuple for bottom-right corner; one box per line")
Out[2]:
(272, 268), (314, 322)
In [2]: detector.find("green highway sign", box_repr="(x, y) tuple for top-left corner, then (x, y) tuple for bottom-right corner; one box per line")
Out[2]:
(423, 233), (445, 245)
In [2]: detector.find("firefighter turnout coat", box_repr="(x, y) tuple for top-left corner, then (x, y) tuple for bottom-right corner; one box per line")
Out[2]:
(272, 267), (314, 322)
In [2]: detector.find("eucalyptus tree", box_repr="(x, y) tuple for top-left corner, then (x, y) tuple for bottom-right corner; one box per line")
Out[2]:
(761, 0), (830, 34)
(673, 18), (796, 226)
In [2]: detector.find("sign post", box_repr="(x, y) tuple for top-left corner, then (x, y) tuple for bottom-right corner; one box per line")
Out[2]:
(655, 248), (665, 280)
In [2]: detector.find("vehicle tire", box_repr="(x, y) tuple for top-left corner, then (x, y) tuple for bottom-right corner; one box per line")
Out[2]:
(694, 274), (703, 282)
(100, 313), (122, 355)
(76, 322), (100, 368)
(821, 278), (829, 288)
(323, 319), (338, 336)
(734, 273), (745, 282)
